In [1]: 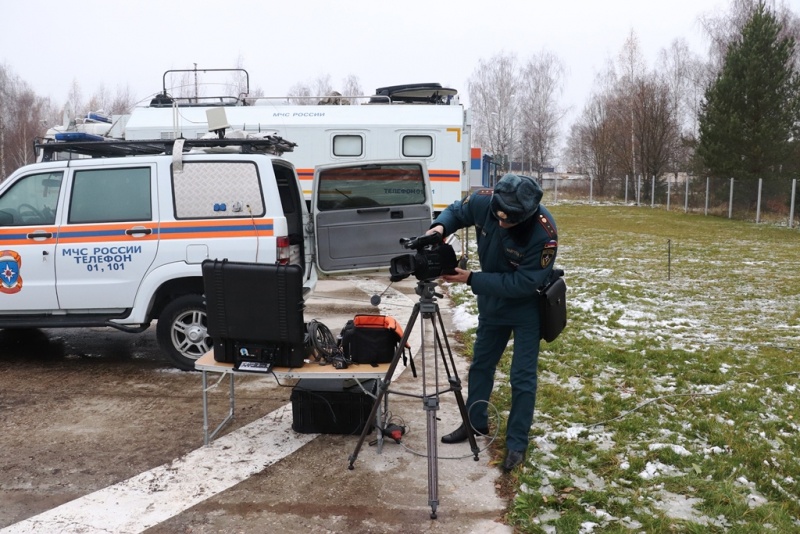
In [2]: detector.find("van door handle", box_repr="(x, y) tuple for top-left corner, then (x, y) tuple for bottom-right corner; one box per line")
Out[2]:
(125, 226), (153, 236)
(27, 231), (53, 240)
(356, 207), (390, 214)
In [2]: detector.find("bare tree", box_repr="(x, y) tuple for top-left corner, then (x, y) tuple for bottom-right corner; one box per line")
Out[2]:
(7, 88), (46, 167)
(312, 75), (334, 99)
(586, 30), (686, 187)
(286, 82), (313, 105)
(699, 0), (799, 72)
(657, 39), (703, 138)
(225, 54), (251, 101)
(107, 85), (137, 114)
(565, 93), (616, 194)
(633, 77), (680, 187)
(0, 64), (9, 180)
(86, 84), (110, 115)
(0, 64), (57, 176)
(563, 123), (585, 174)
(340, 74), (363, 98)
(287, 74), (361, 105)
(617, 30), (647, 180)
(467, 52), (519, 170)
(64, 79), (85, 120)
(657, 40), (706, 178)
(518, 50), (568, 178)
(65, 81), (136, 118)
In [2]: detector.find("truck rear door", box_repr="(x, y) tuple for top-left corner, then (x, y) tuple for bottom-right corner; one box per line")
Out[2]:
(312, 161), (433, 275)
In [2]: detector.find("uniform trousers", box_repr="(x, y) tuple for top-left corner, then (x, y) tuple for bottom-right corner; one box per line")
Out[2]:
(465, 319), (540, 452)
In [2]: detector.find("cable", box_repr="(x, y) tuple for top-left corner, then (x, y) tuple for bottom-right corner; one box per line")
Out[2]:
(387, 400), (502, 460)
(305, 319), (342, 365)
(245, 204), (260, 261)
(586, 392), (717, 428)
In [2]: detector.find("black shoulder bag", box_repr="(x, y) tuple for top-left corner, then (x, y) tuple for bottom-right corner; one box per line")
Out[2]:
(539, 269), (567, 342)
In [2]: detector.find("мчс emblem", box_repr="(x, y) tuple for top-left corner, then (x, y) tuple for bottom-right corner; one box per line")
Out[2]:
(540, 240), (557, 269)
(0, 250), (23, 294)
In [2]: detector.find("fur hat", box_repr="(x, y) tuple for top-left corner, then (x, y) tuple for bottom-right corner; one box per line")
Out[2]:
(490, 174), (543, 224)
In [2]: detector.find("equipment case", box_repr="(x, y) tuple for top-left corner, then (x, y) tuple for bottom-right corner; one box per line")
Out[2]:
(291, 379), (376, 435)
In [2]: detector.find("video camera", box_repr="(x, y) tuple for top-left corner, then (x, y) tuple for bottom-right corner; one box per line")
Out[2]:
(389, 232), (458, 282)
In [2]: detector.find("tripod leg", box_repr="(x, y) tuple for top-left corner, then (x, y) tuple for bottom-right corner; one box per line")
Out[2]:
(433, 306), (481, 460)
(425, 395), (439, 519)
(348, 304), (420, 470)
(452, 383), (480, 460)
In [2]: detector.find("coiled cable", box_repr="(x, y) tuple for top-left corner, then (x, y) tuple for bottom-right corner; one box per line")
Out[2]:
(305, 319), (340, 364)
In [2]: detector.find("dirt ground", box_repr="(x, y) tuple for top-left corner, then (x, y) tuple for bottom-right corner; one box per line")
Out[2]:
(0, 276), (513, 533)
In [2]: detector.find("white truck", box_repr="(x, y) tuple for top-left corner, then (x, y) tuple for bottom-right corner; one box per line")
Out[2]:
(47, 70), (472, 213)
(0, 133), (433, 370)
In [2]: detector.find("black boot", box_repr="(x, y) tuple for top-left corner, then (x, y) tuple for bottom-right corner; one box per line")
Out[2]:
(441, 423), (489, 444)
(502, 449), (526, 471)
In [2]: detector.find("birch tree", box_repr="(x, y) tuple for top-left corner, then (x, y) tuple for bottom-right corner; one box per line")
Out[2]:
(467, 52), (520, 170)
(518, 50), (568, 178)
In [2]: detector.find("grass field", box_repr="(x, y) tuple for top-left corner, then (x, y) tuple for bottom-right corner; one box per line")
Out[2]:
(446, 202), (800, 533)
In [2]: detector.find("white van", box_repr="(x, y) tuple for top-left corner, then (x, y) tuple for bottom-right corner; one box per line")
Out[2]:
(0, 136), (432, 369)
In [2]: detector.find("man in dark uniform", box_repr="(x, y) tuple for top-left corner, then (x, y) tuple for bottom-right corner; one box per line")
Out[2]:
(427, 173), (557, 471)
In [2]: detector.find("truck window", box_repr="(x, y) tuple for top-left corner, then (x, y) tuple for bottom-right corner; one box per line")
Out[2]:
(69, 168), (151, 224)
(316, 163), (427, 211)
(332, 135), (363, 157)
(402, 135), (433, 158)
(0, 172), (63, 226)
(172, 162), (265, 219)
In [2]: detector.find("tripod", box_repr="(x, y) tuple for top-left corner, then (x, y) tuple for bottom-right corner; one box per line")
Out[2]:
(347, 278), (480, 519)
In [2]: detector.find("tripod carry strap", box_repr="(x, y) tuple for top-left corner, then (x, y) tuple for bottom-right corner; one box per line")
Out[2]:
(403, 346), (417, 378)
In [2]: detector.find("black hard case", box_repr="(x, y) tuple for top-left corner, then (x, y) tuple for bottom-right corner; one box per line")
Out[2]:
(202, 259), (306, 368)
(290, 379), (377, 434)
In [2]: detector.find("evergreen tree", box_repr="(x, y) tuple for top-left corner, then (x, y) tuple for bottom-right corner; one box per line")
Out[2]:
(696, 1), (800, 200)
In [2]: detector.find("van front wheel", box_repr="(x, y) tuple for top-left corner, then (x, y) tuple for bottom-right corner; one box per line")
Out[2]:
(156, 294), (211, 371)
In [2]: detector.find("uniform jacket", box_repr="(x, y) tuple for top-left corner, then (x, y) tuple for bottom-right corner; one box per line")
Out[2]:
(433, 190), (558, 326)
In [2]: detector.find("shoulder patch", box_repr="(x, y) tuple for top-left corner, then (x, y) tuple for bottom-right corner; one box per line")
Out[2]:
(538, 213), (556, 239)
(541, 248), (555, 269)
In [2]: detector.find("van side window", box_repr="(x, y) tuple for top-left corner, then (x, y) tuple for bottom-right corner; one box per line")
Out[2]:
(402, 135), (433, 158)
(0, 172), (63, 226)
(316, 163), (426, 211)
(332, 135), (363, 157)
(172, 162), (265, 218)
(69, 168), (151, 224)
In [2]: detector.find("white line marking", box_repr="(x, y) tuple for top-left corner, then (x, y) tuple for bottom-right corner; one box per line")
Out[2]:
(1, 405), (315, 534)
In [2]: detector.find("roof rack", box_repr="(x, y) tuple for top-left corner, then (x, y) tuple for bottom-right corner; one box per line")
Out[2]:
(35, 136), (297, 162)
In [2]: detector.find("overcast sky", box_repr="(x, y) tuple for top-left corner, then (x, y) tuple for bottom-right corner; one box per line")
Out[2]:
(2, 0), (728, 118)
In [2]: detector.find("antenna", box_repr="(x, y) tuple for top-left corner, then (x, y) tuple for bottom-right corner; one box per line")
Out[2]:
(206, 108), (230, 139)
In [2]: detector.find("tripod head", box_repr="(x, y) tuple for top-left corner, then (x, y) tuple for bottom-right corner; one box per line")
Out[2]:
(415, 279), (443, 309)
